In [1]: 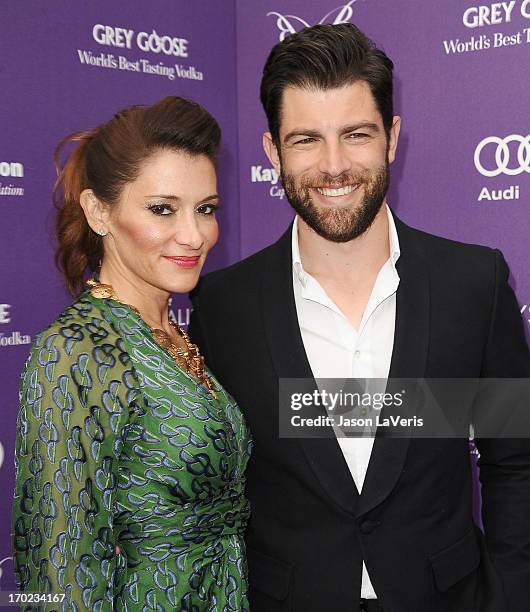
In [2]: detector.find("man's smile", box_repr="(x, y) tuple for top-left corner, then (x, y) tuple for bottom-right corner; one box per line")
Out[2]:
(315, 184), (359, 197)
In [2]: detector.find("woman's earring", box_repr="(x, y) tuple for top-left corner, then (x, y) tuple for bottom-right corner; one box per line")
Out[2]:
(97, 228), (107, 237)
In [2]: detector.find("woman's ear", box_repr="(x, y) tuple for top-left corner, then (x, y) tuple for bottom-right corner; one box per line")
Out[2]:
(80, 189), (109, 236)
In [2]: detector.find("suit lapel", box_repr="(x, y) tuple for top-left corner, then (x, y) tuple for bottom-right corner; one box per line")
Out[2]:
(261, 224), (360, 516)
(260, 215), (431, 518)
(357, 216), (430, 517)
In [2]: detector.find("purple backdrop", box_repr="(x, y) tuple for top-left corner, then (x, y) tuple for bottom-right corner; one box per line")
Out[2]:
(237, 0), (530, 291)
(0, 0), (238, 596)
(1, 0), (529, 599)
(235, 0), (530, 545)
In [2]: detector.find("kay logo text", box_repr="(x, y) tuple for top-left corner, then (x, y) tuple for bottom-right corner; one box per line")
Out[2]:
(268, 1), (360, 41)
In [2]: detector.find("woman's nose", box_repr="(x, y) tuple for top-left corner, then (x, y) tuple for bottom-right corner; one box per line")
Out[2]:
(174, 213), (204, 250)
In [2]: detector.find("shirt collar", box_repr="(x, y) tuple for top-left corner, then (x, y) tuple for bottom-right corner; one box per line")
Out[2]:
(292, 204), (401, 287)
(291, 215), (306, 286)
(387, 205), (401, 267)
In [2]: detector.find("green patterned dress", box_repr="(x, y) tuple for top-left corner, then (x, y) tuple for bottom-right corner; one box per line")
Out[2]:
(12, 291), (251, 611)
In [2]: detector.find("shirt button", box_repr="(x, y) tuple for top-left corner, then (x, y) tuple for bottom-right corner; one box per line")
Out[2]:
(359, 519), (381, 535)
(354, 350), (361, 357)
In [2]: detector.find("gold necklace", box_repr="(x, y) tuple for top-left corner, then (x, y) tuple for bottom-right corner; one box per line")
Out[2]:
(87, 279), (219, 400)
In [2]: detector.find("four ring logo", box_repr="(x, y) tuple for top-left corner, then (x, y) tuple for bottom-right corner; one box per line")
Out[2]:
(474, 134), (530, 177)
(268, 0), (359, 41)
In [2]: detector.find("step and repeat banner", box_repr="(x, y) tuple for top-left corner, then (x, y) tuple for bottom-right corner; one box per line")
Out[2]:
(237, 0), (530, 277)
(0, 0), (239, 594)
(236, 0), (530, 525)
(1, 0), (529, 598)
(237, 0), (530, 276)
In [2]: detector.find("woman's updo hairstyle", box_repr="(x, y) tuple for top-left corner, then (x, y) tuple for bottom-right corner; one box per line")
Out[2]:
(54, 96), (221, 295)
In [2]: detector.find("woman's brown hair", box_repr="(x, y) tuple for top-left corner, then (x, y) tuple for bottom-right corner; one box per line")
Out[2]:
(53, 96), (221, 295)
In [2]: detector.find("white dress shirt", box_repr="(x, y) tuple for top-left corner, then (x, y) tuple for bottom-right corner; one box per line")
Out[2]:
(292, 205), (401, 600)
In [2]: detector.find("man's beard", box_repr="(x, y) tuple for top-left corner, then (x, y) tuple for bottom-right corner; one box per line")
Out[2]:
(281, 163), (390, 243)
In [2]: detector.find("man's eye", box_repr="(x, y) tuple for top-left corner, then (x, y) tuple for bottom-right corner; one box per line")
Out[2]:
(347, 132), (369, 140)
(148, 203), (173, 216)
(294, 137), (316, 145)
(197, 203), (219, 215)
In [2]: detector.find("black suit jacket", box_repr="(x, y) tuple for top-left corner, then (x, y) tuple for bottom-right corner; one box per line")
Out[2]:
(189, 216), (530, 612)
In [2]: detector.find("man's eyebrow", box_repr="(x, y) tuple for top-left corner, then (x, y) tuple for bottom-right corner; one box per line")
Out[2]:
(340, 122), (380, 134)
(283, 122), (380, 143)
(283, 129), (322, 143)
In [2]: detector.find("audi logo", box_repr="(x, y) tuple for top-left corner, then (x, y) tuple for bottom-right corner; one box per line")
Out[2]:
(474, 135), (530, 177)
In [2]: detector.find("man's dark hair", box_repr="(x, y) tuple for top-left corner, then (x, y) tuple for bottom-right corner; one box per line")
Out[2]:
(260, 23), (394, 146)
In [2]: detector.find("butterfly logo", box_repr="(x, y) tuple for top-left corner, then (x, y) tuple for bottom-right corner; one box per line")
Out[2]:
(0, 557), (13, 583)
(267, 1), (361, 41)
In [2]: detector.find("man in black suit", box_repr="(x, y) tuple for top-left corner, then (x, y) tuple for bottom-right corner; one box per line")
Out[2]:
(190, 24), (530, 611)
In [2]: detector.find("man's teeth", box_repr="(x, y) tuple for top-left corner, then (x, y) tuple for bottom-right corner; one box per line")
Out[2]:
(316, 185), (357, 197)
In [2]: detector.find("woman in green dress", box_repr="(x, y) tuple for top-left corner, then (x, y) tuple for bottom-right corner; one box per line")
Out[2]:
(12, 96), (251, 611)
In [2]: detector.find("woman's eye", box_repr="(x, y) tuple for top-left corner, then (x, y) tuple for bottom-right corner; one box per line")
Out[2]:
(148, 203), (173, 216)
(197, 203), (219, 215)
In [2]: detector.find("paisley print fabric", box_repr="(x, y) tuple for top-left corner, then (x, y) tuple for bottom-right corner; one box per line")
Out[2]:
(12, 292), (251, 611)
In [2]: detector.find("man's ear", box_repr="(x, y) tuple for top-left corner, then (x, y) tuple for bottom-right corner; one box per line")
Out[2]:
(79, 189), (110, 236)
(262, 132), (281, 173)
(387, 116), (401, 164)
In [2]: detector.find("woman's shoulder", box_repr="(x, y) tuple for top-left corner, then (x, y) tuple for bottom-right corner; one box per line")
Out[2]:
(22, 292), (141, 400)
(34, 292), (120, 353)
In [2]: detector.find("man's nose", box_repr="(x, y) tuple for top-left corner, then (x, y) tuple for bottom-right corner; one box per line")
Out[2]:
(318, 141), (351, 177)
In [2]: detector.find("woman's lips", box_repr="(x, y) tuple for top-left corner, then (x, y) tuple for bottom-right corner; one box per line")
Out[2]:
(163, 256), (201, 269)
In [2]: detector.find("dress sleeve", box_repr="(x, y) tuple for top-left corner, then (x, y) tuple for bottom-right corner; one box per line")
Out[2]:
(12, 321), (141, 611)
